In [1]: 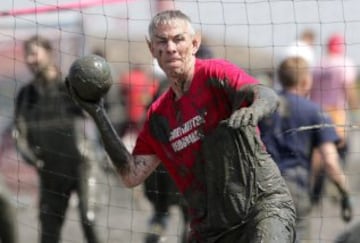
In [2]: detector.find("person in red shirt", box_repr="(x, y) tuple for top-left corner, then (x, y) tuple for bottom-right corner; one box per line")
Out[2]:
(118, 66), (159, 135)
(67, 10), (295, 243)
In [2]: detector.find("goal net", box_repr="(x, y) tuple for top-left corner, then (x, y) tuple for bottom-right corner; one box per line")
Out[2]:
(0, 1), (359, 243)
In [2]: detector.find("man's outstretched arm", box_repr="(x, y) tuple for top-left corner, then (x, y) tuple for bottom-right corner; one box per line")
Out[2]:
(90, 105), (160, 187)
(228, 84), (280, 128)
(66, 80), (160, 187)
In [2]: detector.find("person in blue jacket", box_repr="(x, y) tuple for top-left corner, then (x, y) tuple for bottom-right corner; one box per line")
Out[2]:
(259, 56), (352, 242)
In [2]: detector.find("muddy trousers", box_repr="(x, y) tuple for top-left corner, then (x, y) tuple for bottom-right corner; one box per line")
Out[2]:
(214, 216), (295, 243)
(38, 171), (100, 243)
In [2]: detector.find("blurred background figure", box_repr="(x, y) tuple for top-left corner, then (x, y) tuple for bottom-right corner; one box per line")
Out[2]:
(117, 65), (159, 137)
(116, 62), (167, 242)
(283, 29), (316, 67)
(13, 35), (102, 243)
(259, 56), (352, 243)
(274, 29), (316, 91)
(310, 33), (360, 204)
(143, 43), (214, 243)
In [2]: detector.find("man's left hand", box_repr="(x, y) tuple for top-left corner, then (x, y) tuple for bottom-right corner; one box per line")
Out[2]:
(228, 107), (260, 128)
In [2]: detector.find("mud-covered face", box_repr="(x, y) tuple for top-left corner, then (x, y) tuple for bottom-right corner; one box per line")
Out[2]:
(149, 20), (199, 79)
(24, 43), (52, 75)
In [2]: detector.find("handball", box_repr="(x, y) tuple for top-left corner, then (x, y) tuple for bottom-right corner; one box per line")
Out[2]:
(67, 54), (112, 102)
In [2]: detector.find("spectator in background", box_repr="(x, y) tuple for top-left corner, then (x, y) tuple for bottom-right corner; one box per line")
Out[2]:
(283, 29), (316, 67)
(310, 33), (359, 203)
(117, 64), (167, 243)
(274, 29), (316, 91)
(118, 65), (159, 137)
(13, 35), (102, 243)
(310, 33), (359, 163)
(259, 57), (352, 243)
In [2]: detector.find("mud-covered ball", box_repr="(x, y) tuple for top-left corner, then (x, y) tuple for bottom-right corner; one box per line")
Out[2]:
(67, 54), (112, 101)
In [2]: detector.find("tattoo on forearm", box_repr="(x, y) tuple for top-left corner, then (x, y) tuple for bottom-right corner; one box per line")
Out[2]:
(119, 157), (149, 177)
(130, 158), (149, 177)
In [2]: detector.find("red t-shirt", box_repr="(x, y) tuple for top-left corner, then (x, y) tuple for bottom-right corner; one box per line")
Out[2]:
(133, 58), (258, 192)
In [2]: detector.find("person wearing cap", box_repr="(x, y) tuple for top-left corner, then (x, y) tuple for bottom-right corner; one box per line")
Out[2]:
(309, 33), (359, 203)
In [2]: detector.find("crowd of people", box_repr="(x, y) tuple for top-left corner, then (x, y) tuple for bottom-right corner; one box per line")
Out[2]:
(0, 8), (359, 243)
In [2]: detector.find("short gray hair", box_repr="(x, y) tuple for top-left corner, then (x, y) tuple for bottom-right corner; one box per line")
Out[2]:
(148, 10), (195, 40)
